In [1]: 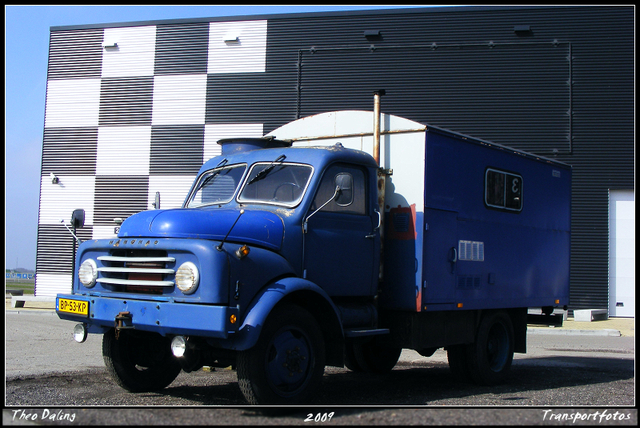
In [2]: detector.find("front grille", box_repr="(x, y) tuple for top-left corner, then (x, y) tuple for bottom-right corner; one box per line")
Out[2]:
(97, 250), (175, 293)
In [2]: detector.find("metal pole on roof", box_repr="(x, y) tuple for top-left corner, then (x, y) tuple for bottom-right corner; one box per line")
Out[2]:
(373, 90), (387, 287)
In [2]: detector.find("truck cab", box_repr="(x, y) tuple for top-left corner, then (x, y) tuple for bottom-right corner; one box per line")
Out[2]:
(56, 136), (383, 404)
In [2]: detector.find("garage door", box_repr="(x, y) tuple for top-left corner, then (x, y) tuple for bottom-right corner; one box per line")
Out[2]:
(609, 190), (635, 317)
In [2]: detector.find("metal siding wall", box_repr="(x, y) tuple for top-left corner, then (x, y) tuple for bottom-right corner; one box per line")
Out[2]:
(552, 8), (634, 311)
(152, 75), (208, 125)
(41, 128), (98, 175)
(262, 7), (634, 312)
(154, 22), (209, 75)
(96, 126), (151, 175)
(45, 79), (102, 128)
(47, 29), (103, 79)
(38, 20), (268, 296)
(102, 26), (157, 77)
(207, 20), (268, 73)
(295, 43), (570, 154)
(38, 8), (633, 312)
(93, 176), (150, 225)
(148, 175), (197, 211)
(99, 77), (154, 126)
(38, 175), (96, 226)
(39, 27), (104, 296)
(150, 125), (205, 175)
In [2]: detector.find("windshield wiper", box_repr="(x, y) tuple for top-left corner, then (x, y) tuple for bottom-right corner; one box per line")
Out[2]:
(196, 159), (228, 191)
(248, 155), (286, 185)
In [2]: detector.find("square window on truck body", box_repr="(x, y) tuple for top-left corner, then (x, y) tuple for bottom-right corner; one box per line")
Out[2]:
(485, 168), (522, 212)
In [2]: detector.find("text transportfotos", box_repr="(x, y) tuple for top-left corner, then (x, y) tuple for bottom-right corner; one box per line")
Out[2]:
(542, 409), (632, 423)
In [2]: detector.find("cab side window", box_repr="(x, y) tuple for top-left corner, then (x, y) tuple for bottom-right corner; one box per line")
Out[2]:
(312, 165), (366, 215)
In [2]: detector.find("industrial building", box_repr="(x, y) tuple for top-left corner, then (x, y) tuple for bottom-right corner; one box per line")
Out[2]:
(37, 6), (634, 316)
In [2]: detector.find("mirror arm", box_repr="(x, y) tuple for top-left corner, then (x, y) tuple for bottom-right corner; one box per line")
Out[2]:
(303, 186), (340, 233)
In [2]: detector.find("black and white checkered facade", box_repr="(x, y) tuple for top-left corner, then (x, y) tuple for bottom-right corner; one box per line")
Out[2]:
(39, 21), (267, 295)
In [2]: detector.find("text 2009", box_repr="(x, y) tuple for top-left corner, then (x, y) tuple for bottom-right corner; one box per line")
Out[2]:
(305, 412), (334, 423)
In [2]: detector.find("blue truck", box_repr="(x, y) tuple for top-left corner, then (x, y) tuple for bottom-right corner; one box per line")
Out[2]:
(56, 110), (571, 404)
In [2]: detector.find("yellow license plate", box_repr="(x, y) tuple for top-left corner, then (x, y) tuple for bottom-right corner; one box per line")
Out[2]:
(58, 298), (89, 316)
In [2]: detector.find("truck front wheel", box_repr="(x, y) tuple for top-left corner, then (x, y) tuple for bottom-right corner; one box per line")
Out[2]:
(237, 304), (326, 404)
(102, 329), (182, 392)
(467, 312), (514, 385)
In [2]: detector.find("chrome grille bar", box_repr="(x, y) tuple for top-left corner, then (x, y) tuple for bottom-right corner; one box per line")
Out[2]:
(98, 256), (175, 263)
(97, 278), (174, 287)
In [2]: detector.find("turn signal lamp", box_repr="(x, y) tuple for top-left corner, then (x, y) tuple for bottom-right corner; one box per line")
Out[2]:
(555, 299), (560, 304)
(235, 245), (250, 259)
(457, 303), (464, 308)
(230, 314), (237, 324)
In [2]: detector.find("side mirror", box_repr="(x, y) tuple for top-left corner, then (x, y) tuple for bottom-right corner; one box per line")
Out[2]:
(334, 173), (353, 206)
(71, 209), (85, 229)
(152, 191), (161, 209)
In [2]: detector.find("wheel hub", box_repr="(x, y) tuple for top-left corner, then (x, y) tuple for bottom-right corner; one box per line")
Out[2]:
(283, 346), (307, 376)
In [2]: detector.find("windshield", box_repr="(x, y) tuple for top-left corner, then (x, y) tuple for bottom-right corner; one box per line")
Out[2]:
(238, 162), (313, 207)
(186, 164), (247, 208)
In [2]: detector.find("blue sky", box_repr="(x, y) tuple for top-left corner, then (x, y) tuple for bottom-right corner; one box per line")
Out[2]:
(5, 5), (423, 271)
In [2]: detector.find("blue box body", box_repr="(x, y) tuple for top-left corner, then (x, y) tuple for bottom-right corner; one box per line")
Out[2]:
(381, 126), (571, 312)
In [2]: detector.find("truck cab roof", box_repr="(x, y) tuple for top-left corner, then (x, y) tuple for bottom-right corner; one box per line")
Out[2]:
(197, 138), (378, 177)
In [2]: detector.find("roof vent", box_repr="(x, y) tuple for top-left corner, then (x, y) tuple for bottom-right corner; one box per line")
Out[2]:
(217, 137), (292, 155)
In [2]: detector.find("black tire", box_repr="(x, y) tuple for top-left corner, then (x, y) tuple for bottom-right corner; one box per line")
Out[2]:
(102, 329), (182, 392)
(236, 304), (325, 404)
(347, 339), (402, 373)
(466, 312), (514, 385)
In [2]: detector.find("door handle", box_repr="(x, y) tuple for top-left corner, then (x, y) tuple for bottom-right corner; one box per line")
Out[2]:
(449, 247), (457, 273)
(365, 209), (381, 239)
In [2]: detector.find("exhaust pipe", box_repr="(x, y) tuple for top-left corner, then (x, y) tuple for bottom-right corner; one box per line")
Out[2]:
(373, 90), (385, 166)
(373, 90), (388, 284)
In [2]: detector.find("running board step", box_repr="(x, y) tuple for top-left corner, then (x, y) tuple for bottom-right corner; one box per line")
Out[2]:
(344, 328), (390, 338)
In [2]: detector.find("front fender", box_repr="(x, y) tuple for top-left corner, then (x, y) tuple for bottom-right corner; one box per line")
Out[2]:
(223, 277), (342, 351)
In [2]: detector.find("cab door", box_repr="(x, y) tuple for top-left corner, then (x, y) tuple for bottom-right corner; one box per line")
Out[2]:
(303, 164), (378, 298)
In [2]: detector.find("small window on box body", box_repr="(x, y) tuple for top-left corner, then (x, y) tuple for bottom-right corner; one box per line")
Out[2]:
(485, 168), (522, 212)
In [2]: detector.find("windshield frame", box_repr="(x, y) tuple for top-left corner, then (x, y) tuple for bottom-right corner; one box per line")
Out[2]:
(237, 162), (314, 208)
(184, 163), (248, 208)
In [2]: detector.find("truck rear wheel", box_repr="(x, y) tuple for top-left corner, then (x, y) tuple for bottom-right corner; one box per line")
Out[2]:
(466, 312), (514, 385)
(102, 329), (181, 392)
(237, 304), (325, 404)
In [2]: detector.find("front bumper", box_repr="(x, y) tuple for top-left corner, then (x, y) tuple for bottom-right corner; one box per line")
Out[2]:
(56, 294), (238, 339)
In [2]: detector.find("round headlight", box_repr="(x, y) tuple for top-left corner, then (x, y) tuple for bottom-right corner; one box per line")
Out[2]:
(175, 261), (199, 294)
(78, 259), (98, 288)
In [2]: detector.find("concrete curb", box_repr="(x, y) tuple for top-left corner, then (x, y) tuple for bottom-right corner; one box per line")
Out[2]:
(527, 328), (621, 337)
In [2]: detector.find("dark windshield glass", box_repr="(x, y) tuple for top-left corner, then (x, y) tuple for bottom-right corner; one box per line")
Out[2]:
(186, 164), (247, 208)
(238, 163), (313, 207)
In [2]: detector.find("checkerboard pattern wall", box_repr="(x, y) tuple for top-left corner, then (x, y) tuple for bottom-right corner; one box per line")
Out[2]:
(37, 20), (267, 296)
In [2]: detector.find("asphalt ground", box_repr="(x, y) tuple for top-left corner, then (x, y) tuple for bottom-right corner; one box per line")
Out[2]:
(4, 296), (636, 425)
